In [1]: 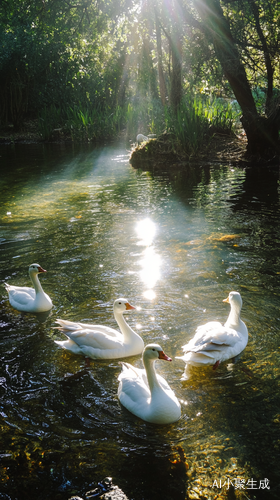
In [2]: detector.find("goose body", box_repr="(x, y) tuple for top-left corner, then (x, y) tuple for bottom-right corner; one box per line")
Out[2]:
(136, 133), (148, 145)
(176, 291), (248, 371)
(55, 298), (144, 359)
(5, 263), (53, 313)
(118, 343), (181, 424)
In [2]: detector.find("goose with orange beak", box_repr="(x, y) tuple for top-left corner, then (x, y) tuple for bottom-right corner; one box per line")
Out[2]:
(176, 291), (248, 374)
(5, 263), (52, 313)
(55, 298), (144, 359)
(118, 343), (181, 424)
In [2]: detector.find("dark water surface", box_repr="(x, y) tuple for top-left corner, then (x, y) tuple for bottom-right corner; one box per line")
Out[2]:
(0, 143), (280, 500)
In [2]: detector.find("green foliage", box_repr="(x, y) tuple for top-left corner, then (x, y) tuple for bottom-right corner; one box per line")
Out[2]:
(126, 93), (240, 155)
(38, 105), (62, 141)
(37, 93), (239, 146)
(1, 0), (278, 148)
(251, 88), (267, 113)
(0, 0), (130, 130)
(161, 95), (240, 156)
(205, 97), (241, 131)
(38, 103), (126, 142)
(125, 97), (165, 139)
(169, 99), (210, 155)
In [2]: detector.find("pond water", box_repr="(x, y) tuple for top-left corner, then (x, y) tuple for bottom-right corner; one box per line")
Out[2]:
(0, 142), (279, 500)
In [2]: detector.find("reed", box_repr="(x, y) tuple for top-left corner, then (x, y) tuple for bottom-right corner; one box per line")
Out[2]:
(64, 107), (92, 141)
(125, 98), (165, 139)
(163, 95), (240, 156)
(38, 103), (126, 142)
(125, 94), (239, 153)
(205, 97), (238, 131)
(38, 94), (239, 146)
(168, 99), (209, 156)
(38, 105), (62, 141)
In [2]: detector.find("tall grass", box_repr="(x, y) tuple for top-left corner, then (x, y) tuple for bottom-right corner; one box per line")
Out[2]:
(205, 96), (239, 131)
(125, 94), (240, 154)
(63, 104), (127, 141)
(38, 94), (240, 147)
(38, 103), (126, 142)
(163, 95), (240, 156)
(125, 97), (165, 139)
(38, 105), (62, 141)
(168, 99), (210, 156)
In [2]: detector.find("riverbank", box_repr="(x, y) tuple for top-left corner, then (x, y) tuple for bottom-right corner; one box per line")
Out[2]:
(0, 119), (248, 164)
(129, 131), (248, 169)
(0, 119), (69, 145)
(3, 119), (279, 169)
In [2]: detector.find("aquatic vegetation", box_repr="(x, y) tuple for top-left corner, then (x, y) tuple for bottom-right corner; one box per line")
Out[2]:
(38, 103), (126, 142)
(129, 95), (240, 161)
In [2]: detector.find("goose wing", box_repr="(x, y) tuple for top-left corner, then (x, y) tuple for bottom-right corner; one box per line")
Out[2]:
(6, 285), (35, 306)
(56, 326), (124, 350)
(118, 363), (150, 410)
(55, 319), (121, 338)
(182, 321), (240, 355)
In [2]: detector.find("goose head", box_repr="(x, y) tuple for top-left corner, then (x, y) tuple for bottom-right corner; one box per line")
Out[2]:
(223, 291), (242, 309)
(113, 298), (136, 314)
(143, 343), (172, 363)
(29, 263), (47, 277)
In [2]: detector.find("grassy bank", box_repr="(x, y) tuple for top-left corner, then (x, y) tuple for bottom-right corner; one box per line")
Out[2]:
(0, 95), (241, 158)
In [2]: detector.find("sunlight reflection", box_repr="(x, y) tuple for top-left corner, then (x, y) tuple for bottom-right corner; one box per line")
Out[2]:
(135, 218), (161, 300)
(139, 247), (161, 289)
(135, 218), (156, 246)
(113, 154), (130, 163)
(143, 289), (156, 300)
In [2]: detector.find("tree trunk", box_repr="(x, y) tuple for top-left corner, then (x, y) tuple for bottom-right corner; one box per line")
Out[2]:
(194, 0), (279, 156)
(155, 10), (167, 106)
(250, 0), (274, 115)
(170, 23), (182, 112)
(140, 1), (159, 100)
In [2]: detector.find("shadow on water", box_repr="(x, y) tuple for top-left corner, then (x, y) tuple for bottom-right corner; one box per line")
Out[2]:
(233, 165), (280, 208)
(133, 160), (280, 209)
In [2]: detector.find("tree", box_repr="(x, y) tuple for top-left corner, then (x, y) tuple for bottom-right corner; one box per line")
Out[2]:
(2, 0), (280, 158)
(180, 0), (280, 156)
(0, 0), (135, 128)
(154, 0), (184, 112)
(155, 6), (167, 106)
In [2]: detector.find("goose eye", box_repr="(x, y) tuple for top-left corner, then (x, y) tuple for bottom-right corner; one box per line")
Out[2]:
(152, 348), (155, 351)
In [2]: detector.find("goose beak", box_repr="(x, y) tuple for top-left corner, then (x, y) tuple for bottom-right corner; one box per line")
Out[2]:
(223, 296), (230, 303)
(38, 266), (47, 273)
(159, 350), (172, 362)
(125, 302), (136, 310)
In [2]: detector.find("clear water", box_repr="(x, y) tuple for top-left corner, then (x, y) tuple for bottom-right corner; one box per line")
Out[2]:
(0, 143), (279, 500)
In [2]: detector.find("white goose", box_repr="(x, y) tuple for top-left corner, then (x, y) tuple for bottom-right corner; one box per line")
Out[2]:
(118, 343), (181, 424)
(54, 298), (144, 359)
(5, 263), (53, 313)
(176, 291), (248, 373)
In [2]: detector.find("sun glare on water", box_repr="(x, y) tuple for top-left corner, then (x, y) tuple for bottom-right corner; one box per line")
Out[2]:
(135, 217), (156, 246)
(135, 218), (161, 300)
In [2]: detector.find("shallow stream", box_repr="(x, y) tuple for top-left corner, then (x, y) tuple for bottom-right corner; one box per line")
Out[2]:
(0, 142), (279, 499)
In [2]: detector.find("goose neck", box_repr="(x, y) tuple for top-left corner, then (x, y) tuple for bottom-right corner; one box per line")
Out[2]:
(226, 304), (241, 328)
(115, 312), (135, 340)
(143, 357), (162, 393)
(30, 272), (43, 294)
